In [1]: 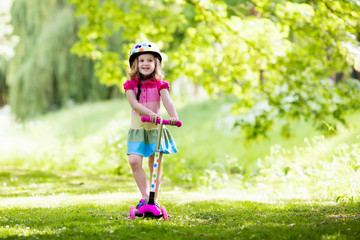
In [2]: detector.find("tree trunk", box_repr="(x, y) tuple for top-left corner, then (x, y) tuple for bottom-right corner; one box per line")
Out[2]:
(0, 73), (7, 107)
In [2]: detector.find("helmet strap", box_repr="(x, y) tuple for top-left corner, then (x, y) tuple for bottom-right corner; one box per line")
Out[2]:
(136, 81), (141, 101)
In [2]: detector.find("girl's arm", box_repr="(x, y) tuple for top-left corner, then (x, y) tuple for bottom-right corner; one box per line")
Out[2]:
(160, 89), (179, 125)
(126, 90), (159, 123)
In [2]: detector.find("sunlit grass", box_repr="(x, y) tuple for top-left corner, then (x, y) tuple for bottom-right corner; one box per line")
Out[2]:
(0, 169), (359, 239)
(0, 99), (131, 175)
(0, 167), (135, 198)
(253, 136), (360, 201)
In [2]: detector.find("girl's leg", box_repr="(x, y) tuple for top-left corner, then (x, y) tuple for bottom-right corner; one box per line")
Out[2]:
(148, 153), (163, 200)
(129, 154), (149, 200)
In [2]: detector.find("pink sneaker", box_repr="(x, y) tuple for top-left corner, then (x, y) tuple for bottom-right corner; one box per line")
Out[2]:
(136, 199), (148, 210)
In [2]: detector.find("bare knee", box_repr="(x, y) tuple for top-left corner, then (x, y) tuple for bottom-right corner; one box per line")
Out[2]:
(129, 155), (143, 170)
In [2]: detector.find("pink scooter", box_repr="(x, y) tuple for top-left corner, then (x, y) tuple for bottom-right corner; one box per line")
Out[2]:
(129, 116), (182, 221)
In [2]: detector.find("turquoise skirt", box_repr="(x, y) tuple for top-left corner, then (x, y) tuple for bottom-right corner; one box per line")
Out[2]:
(126, 127), (177, 157)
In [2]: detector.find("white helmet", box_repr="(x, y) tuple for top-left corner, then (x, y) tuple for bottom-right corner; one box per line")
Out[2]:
(129, 41), (162, 66)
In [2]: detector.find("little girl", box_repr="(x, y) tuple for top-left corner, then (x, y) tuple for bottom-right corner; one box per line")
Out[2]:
(123, 41), (179, 209)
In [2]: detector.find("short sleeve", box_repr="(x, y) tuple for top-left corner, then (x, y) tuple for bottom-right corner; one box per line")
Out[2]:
(123, 80), (135, 92)
(158, 80), (170, 91)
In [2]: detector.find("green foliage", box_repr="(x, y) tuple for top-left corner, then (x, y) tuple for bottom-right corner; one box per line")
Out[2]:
(69, 0), (185, 86)
(7, 0), (112, 119)
(235, 78), (360, 139)
(70, 0), (360, 139)
(236, 0), (360, 138)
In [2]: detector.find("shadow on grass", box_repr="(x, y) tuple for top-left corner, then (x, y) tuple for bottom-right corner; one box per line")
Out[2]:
(0, 167), (134, 197)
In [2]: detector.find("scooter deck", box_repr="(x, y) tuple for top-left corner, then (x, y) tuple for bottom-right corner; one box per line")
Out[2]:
(130, 205), (168, 220)
(135, 210), (164, 219)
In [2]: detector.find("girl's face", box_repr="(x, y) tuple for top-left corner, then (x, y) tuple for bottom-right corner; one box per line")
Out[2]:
(138, 54), (155, 77)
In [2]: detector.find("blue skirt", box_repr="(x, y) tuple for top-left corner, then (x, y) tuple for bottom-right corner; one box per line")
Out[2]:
(126, 127), (177, 157)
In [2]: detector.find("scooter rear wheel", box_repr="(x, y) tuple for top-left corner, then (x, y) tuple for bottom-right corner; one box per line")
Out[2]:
(129, 206), (136, 220)
(161, 205), (168, 221)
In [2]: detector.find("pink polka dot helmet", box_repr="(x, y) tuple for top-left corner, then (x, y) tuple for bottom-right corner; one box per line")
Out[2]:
(129, 41), (162, 66)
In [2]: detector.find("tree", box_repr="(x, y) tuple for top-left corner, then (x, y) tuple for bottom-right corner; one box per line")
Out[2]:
(70, 0), (360, 139)
(0, 0), (18, 107)
(7, 0), (113, 119)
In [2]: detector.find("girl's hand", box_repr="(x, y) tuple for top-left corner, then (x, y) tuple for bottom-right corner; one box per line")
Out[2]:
(149, 112), (159, 124)
(169, 117), (179, 126)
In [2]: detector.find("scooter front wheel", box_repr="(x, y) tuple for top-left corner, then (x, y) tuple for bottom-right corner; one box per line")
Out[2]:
(129, 206), (136, 220)
(161, 205), (168, 221)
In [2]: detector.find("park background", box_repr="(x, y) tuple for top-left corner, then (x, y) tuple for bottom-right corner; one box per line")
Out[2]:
(0, 0), (360, 239)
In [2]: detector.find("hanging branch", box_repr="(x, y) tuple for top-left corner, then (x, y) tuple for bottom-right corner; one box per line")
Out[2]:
(318, 0), (360, 19)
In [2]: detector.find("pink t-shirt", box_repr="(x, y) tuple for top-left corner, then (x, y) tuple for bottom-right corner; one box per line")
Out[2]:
(123, 77), (170, 129)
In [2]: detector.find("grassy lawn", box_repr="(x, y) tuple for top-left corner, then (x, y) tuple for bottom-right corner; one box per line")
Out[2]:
(1, 168), (359, 239)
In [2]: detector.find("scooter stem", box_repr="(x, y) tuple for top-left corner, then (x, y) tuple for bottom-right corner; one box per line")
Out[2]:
(148, 119), (163, 205)
(156, 120), (164, 150)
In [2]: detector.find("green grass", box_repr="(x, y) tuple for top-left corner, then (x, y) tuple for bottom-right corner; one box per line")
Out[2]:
(1, 168), (360, 239)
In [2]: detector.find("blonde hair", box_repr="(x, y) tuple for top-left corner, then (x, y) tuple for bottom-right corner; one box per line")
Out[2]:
(128, 56), (164, 80)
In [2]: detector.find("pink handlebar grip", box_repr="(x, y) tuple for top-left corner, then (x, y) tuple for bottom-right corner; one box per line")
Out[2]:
(141, 116), (182, 127)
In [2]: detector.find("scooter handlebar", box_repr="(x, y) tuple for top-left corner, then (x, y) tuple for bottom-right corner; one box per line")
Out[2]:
(141, 116), (182, 127)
